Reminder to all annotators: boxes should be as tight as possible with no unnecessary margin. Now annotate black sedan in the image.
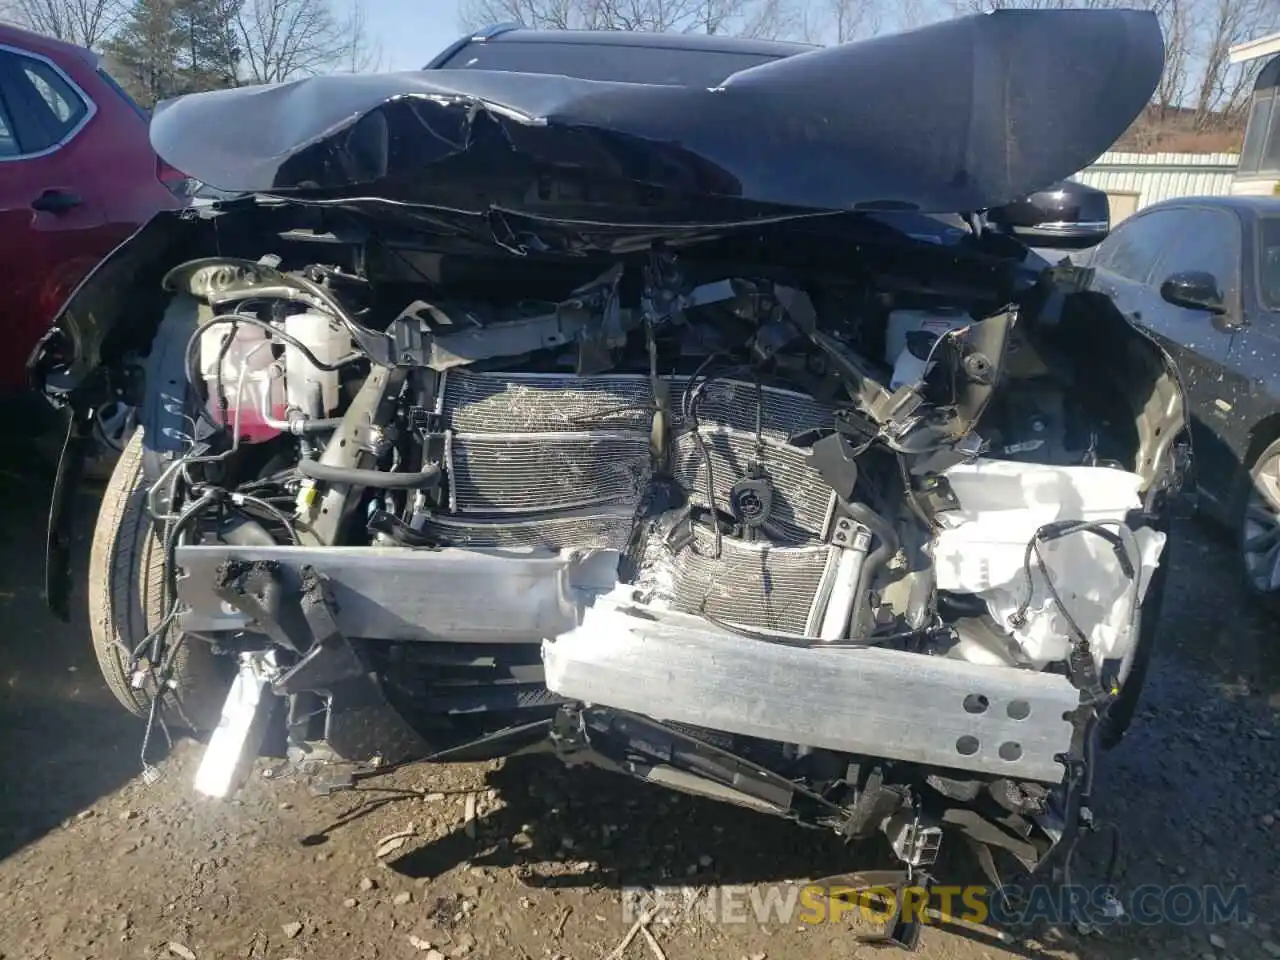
[1075,195,1280,602]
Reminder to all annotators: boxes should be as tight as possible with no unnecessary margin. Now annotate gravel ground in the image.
[0,438,1276,960]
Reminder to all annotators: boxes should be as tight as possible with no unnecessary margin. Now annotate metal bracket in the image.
[810,870,929,951]
[212,559,302,652]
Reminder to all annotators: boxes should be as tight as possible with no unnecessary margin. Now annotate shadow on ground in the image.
[0,420,148,862]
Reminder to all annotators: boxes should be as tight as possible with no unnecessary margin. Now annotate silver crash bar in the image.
[174,544,620,643]
[543,592,1079,783]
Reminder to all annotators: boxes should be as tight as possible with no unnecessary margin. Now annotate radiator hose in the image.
[297,459,442,490]
[842,499,900,639]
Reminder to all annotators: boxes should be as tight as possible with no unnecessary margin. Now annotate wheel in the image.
[1239,437,1280,610]
[88,430,231,730]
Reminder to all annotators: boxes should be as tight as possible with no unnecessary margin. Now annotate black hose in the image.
[297,458,442,490]
[191,313,357,372]
[287,416,344,434]
[842,499,900,640]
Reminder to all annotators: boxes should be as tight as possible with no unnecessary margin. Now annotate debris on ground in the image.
[376,824,416,858]
[463,793,478,839]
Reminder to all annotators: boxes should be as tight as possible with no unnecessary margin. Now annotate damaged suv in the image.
[31,9,1183,948]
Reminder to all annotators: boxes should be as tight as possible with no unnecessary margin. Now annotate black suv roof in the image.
[425,24,814,70]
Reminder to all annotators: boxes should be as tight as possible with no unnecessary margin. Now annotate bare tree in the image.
[231,0,372,83]
[801,0,881,42]
[1193,0,1278,130]
[459,0,801,39]
[458,0,618,31]
[340,0,383,72]
[7,0,126,48]
[1151,0,1192,117]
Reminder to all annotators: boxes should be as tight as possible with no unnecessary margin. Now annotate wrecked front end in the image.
[30,9,1182,949]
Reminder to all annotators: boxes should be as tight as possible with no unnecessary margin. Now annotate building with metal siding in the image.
[1070,152,1240,222]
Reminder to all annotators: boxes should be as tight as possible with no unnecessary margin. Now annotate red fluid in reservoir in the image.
[209,402,285,444]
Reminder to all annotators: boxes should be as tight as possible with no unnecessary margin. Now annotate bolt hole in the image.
[955,735,980,756]
[962,694,989,714]
[999,741,1023,762]
[1007,700,1031,720]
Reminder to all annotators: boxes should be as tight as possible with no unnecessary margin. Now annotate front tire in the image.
[1238,437,1280,611]
[88,431,230,730]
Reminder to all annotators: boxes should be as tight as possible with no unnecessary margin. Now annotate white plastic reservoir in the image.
[933,459,1166,669]
[199,322,284,443]
[284,311,353,417]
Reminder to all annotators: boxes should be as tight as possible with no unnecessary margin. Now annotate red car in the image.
[0,23,188,394]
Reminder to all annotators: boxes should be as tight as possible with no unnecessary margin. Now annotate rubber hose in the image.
[296,458,442,489]
[288,417,344,435]
[843,499,900,639]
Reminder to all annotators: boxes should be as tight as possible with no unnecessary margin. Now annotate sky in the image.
[366,0,467,72]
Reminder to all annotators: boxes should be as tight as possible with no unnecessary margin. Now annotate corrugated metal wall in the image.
[1069,151,1239,216]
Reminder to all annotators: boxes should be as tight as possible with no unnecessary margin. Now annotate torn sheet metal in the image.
[150,10,1162,217]
[542,591,1079,782]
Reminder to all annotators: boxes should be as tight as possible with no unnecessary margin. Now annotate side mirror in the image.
[1160,270,1226,314]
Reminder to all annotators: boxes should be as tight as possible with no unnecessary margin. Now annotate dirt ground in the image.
[0,433,1277,960]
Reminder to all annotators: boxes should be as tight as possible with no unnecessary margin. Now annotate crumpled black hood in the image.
[151,9,1161,218]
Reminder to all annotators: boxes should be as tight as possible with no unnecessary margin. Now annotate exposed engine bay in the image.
[26,8,1186,948]
[37,205,1182,938]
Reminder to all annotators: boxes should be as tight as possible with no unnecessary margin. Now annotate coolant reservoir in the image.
[199,322,284,443]
[284,311,352,417]
[884,308,969,390]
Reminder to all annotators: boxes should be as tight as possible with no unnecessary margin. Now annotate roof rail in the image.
[423,22,520,70]
[471,22,521,41]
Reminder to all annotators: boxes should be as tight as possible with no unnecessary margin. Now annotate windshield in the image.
[1260,217,1280,309]
[436,40,784,86]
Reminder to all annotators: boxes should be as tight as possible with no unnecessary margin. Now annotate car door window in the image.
[0,52,91,156]
[15,57,88,150]
[1152,208,1240,303]
[24,63,79,125]
[1091,210,1178,282]
[0,91,17,157]
[1256,218,1280,309]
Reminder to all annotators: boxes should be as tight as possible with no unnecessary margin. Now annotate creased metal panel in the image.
[671,427,835,543]
[543,595,1079,782]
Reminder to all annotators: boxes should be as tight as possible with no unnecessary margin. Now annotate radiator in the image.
[435,371,834,583]
[667,376,834,442]
[442,370,654,432]
[445,431,652,514]
[419,508,636,552]
[638,523,836,635]
[671,428,835,544]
